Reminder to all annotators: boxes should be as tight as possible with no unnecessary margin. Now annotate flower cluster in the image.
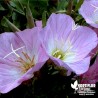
[0,1,98,94]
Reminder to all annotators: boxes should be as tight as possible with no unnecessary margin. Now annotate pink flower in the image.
[41,13,98,75]
[79,0,98,28]
[0,27,48,93]
[81,56,98,84]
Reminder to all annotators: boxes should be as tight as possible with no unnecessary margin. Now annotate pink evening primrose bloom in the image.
[40,13,98,75]
[79,0,98,28]
[81,56,98,84]
[0,27,48,93]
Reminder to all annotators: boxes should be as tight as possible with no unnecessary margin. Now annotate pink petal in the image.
[0,63,22,93]
[36,21,42,27]
[0,33,25,61]
[0,61,46,93]
[67,57,90,75]
[35,20,42,32]
[49,56,72,71]
[16,28,40,55]
[40,13,75,55]
[17,27,48,63]
[69,26,98,62]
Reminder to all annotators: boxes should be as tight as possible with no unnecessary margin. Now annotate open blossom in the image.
[41,13,98,75]
[0,27,48,93]
[79,0,98,28]
[81,56,98,84]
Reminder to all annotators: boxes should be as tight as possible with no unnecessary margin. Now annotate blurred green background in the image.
[0,0,85,33]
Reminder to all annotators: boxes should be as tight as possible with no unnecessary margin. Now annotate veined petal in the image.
[0,33,25,61]
[67,26,98,63]
[0,63,22,93]
[41,13,75,56]
[0,61,46,94]
[49,56,72,70]
[17,28,39,60]
[46,13,74,38]
[66,57,90,75]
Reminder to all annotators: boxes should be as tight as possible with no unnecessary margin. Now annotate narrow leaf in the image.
[75,0,84,11]
[42,11,47,27]
[3,17,20,32]
[26,1,35,28]
[0,4,5,11]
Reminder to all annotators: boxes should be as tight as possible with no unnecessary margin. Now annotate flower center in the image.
[52,49,65,60]
[17,52,35,73]
[95,20,98,24]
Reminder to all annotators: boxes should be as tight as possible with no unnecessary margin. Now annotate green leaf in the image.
[42,11,47,27]
[26,1,35,28]
[75,0,84,11]
[57,0,68,11]
[1,18,8,28]
[3,17,20,32]
[9,0,25,15]
[0,4,5,11]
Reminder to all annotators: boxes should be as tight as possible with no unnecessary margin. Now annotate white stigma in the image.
[91,4,98,12]
[11,44,20,57]
[3,43,25,59]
